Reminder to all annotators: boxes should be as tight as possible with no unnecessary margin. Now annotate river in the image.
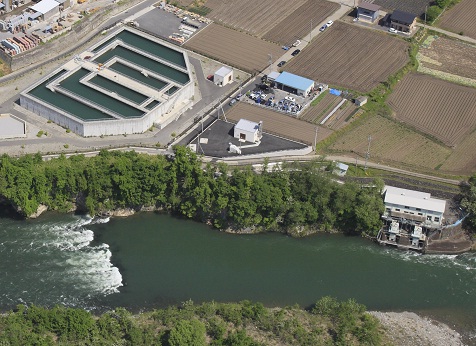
[0,211,475,341]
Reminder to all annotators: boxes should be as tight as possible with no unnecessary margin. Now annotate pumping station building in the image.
[20,26,194,137]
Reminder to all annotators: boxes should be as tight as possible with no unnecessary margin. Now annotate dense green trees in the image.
[461,175,476,233]
[0,147,385,235]
[0,299,384,345]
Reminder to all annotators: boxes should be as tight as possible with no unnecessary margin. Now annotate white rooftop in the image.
[30,0,58,14]
[235,119,260,133]
[384,186,446,214]
[215,66,232,77]
[268,71,281,80]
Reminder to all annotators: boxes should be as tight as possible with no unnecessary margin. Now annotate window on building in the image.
[418,213,423,216]
[416,208,421,211]
[434,217,440,222]
[427,216,432,221]
[404,206,410,209]
[396,208,400,212]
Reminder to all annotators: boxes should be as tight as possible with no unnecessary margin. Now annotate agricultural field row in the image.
[438,0,476,40]
[418,36,476,83]
[285,21,409,92]
[372,0,431,16]
[387,73,476,147]
[262,0,339,46]
[226,102,333,145]
[203,0,307,38]
[184,23,282,73]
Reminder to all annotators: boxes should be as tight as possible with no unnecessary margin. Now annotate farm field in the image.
[299,93,358,130]
[226,102,333,145]
[328,115,451,172]
[387,73,476,147]
[438,0,476,40]
[284,21,409,92]
[203,0,307,38]
[372,0,431,16]
[184,24,282,73]
[418,36,476,83]
[262,0,339,46]
[439,130,476,174]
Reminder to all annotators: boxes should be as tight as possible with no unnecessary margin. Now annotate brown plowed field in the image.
[439,130,476,174]
[226,102,333,145]
[387,73,476,147]
[262,0,339,46]
[284,21,409,92]
[372,0,431,16]
[419,36,476,80]
[184,24,282,73]
[203,0,306,38]
[329,115,451,172]
[439,0,476,40]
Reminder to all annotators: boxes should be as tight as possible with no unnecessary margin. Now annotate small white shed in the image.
[234,119,262,143]
[214,66,233,87]
[355,96,368,107]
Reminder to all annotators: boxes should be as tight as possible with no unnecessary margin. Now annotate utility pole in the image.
[364,135,372,170]
[268,53,272,74]
[424,6,427,25]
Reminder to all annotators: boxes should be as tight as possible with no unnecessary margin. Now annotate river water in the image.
[0,211,475,340]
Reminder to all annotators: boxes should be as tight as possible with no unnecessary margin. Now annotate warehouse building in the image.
[20,26,194,137]
[29,0,59,21]
[274,71,315,96]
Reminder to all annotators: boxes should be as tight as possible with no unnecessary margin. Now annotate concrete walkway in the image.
[417,23,476,45]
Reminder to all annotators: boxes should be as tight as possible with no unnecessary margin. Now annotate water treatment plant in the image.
[19,26,194,137]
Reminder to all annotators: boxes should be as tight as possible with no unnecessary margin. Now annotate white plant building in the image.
[214,66,233,87]
[233,119,262,143]
[383,186,446,227]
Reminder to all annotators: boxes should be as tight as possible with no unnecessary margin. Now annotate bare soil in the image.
[226,102,333,145]
[203,0,307,38]
[284,21,409,92]
[372,0,432,17]
[262,0,339,46]
[184,23,282,73]
[387,73,476,147]
[419,36,476,81]
[438,0,476,40]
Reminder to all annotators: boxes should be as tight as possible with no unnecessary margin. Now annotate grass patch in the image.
[188,6,211,16]
[310,90,328,106]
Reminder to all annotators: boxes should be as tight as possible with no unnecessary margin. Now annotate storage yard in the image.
[418,36,476,87]
[387,73,476,147]
[261,0,339,46]
[225,102,333,145]
[203,0,307,38]
[184,23,282,73]
[438,0,476,40]
[284,21,409,92]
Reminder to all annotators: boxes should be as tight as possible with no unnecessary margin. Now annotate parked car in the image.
[277,60,286,67]
[235,93,243,100]
[291,49,301,56]
[285,96,296,102]
[319,24,327,32]
[326,20,334,27]
[388,27,398,34]
[292,39,301,47]
[282,45,289,50]
[229,99,237,106]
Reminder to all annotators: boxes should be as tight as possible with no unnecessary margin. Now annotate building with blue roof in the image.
[274,71,315,96]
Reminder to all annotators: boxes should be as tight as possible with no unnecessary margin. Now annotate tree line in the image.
[0,298,383,345]
[0,147,385,235]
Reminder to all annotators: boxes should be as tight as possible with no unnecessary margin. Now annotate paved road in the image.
[416,23,476,45]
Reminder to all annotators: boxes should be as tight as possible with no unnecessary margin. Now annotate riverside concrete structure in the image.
[20,26,194,137]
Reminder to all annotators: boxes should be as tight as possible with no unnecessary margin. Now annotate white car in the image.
[326,20,334,27]
[388,28,398,34]
[285,96,296,102]
[292,39,301,47]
